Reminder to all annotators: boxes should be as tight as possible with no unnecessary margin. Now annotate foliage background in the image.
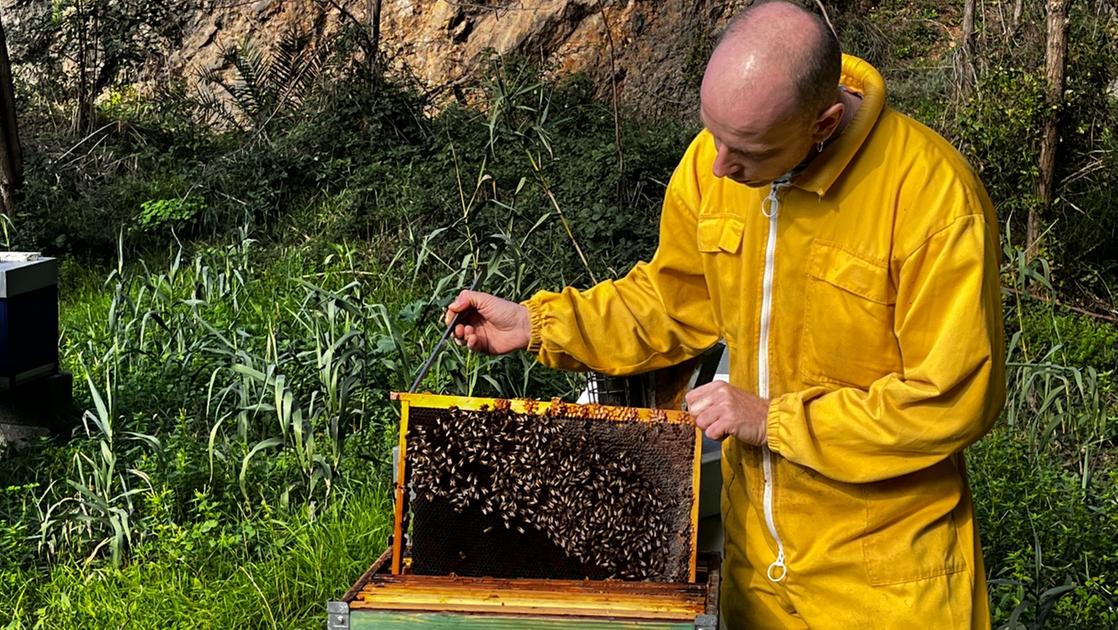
[0,1,1115,628]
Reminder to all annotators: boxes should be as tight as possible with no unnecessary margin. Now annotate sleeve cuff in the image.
[766,395,785,454]
[522,298,546,354]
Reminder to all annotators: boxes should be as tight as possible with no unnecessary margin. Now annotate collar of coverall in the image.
[790,54,886,197]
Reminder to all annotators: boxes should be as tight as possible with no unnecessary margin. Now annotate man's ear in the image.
[811,102,844,144]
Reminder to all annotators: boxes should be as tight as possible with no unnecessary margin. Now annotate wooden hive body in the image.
[339,549,720,628]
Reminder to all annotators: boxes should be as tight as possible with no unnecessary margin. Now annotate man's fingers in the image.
[692,410,711,429]
[688,380,724,398]
[466,333,486,353]
[692,399,734,441]
[457,290,488,311]
[703,418,731,441]
[451,321,479,340]
[687,386,727,416]
[692,405,721,430]
[684,386,711,415]
[445,305,467,326]
[685,381,725,411]
[687,394,712,416]
[453,290,476,309]
[446,291,481,325]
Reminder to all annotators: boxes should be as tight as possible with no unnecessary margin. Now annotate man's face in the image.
[699,102,816,188]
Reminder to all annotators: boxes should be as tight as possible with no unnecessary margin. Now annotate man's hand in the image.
[685,381,769,446]
[445,290,532,355]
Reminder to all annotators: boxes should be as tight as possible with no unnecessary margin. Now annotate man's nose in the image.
[712,144,738,179]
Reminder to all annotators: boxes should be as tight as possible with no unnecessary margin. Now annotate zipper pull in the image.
[762,179,789,219]
[767,550,787,582]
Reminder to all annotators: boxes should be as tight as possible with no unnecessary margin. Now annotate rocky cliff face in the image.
[172,0,754,117]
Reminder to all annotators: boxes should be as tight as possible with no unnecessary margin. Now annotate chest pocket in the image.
[697,216,745,254]
[697,216,746,344]
[800,240,902,389]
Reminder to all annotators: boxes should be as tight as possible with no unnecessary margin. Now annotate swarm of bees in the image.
[407,405,694,581]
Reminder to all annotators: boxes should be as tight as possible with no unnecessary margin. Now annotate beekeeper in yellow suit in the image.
[445,1,1005,627]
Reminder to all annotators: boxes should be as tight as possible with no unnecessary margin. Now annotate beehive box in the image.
[328,393,718,629]
[0,254,58,390]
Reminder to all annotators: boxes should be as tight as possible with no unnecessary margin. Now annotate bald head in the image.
[703,1,841,126]
[697,2,846,186]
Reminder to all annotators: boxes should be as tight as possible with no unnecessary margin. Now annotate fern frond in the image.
[194,86,245,132]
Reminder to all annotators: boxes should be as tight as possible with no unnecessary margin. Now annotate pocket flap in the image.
[808,240,896,305]
[697,217,745,254]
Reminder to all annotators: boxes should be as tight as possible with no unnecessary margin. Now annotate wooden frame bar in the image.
[390,399,410,574]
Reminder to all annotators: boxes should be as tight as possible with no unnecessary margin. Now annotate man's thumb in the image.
[451,291,475,312]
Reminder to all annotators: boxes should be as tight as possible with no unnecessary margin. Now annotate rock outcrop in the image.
[171,0,754,117]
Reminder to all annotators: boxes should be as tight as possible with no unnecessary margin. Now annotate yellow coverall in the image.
[523,55,1005,628]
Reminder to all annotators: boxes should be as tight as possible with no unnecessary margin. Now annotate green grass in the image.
[1,487,391,629]
[971,429,1118,629]
[0,220,583,626]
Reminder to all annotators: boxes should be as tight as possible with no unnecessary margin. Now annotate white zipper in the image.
[759,180,788,583]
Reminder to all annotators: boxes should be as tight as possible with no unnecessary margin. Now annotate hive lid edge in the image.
[0,257,57,298]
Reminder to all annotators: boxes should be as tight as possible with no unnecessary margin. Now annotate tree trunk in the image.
[0,17,22,221]
[958,0,977,98]
[1030,0,1073,262]
[368,0,382,64]
[73,0,93,134]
